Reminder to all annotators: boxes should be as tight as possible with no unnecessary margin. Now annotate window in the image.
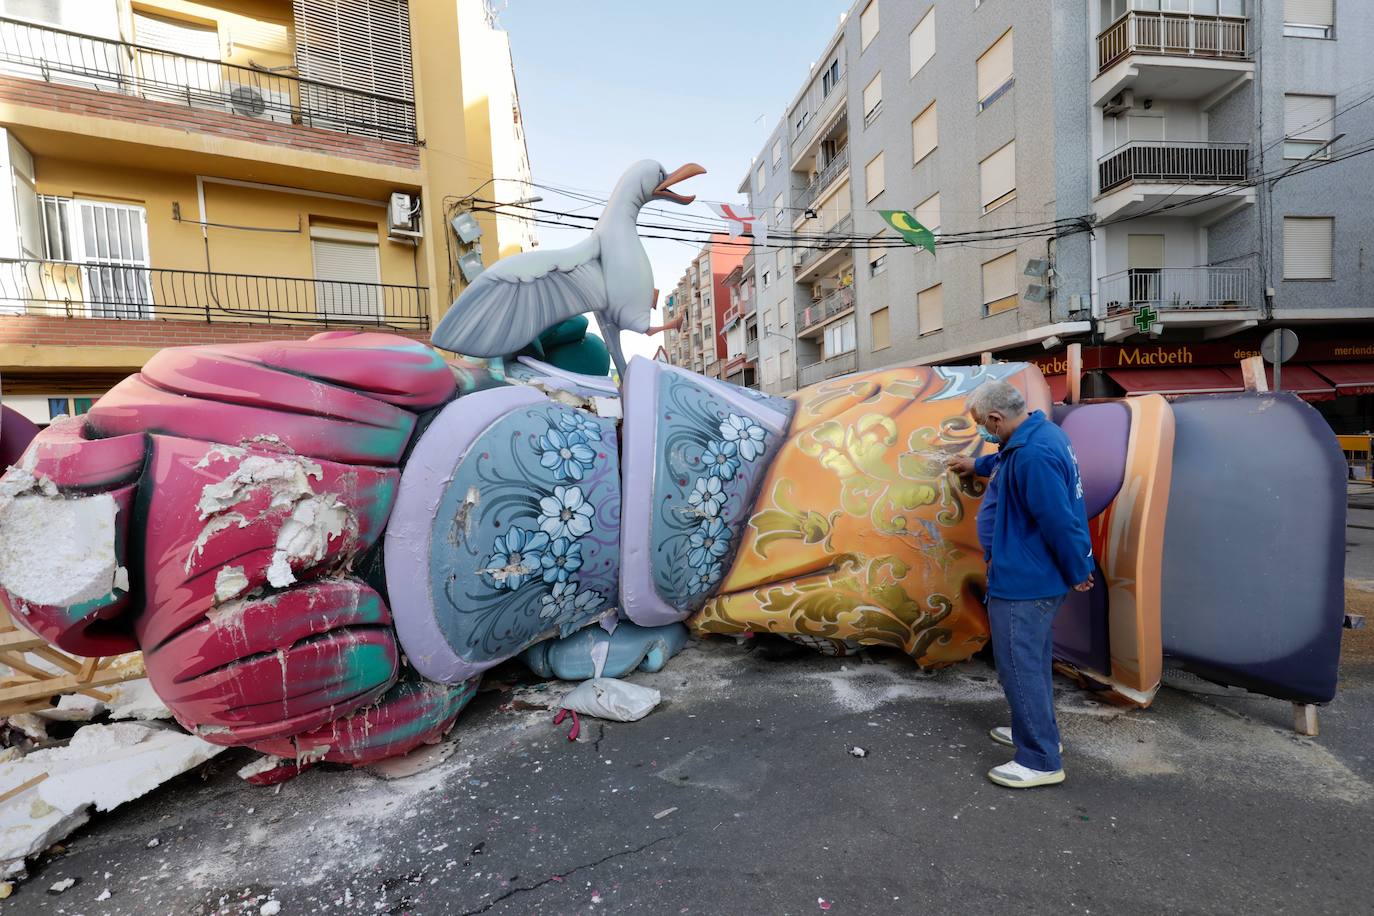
[980,141,1016,212]
[763,269,772,288]
[977,29,1014,111]
[1284,0,1334,38]
[869,249,888,277]
[773,193,784,226]
[871,307,890,350]
[765,356,779,384]
[311,224,382,320]
[860,1,879,49]
[795,107,810,135]
[916,192,941,233]
[910,9,935,77]
[756,164,766,192]
[917,283,943,334]
[1284,93,1336,159]
[1284,217,1334,279]
[45,396,94,420]
[865,152,885,202]
[822,59,841,98]
[824,316,857,357]
[775,248,786,273]
[772,138,783,166]
[863,73,883,125]
[39,197,152,319]
[981,252,1019,315]
[912,101,938,164]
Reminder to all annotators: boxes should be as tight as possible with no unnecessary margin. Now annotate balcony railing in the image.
[795,215,855,271]
[1098,11,1250,73]
[792,77,846,158]
[798,146,850,211]
[0,258,429,329]
[797,286,855,332]
[746,337,759,361]
[799,350,857,387]
[1098,140,1249,193]
[0,17,417,143]
[1098,266,1255,317]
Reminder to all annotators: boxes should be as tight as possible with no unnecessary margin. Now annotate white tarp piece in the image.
[0,723,223,877]
[559,678,661,722]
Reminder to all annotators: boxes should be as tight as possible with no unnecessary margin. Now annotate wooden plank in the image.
[1066,343,1083,405]
[0,667,139,709]
[0,773,48,806]
[1293,703,1319,736]
[1240,355,1269,392]
[0,630,51,653]
[29,645,84,675]
[78,656,99,682]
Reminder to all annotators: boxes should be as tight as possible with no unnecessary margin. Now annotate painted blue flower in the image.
[538,428,598,481]
[719,413,767,462]
[482,527,549,590]
[537,485,595,541]
[702,439,740,481]
[688,517,732,570]
[571,587,604,617]
[540,536,584,584]
[540,580,578,619]
[687,476,725,518]
[558,411,603,443]
[687,562,722,596]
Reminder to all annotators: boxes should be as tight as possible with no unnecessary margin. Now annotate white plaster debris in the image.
[590,396,622,419]
[48,877,75,893]
[266,494,353,588]
[185,512,249,572]
[0,487,120,608]
[196,454,322,518]
[0,722,223,878]
[236,755,286,781]
[104,678,173,721]
[96,888,111,901]
[215,566,250,603]
[193,444,248,470]
[35,694,106,723]
[260,899,282,915]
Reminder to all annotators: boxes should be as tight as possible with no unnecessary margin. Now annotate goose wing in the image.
[431,235,606,357]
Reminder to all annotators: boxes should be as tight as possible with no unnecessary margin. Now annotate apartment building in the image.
[740,0,1374,431]
[0,0,534,424]
[720,251,760,389]
[662,233,744,380]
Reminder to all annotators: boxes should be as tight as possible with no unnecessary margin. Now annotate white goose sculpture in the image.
[432,159,705,375]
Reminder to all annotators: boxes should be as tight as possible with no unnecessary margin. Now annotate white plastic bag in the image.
[559,678,661,722]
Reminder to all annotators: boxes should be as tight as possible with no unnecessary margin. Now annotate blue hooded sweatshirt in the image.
[984,410,1094,600]
[973,451,1002,563]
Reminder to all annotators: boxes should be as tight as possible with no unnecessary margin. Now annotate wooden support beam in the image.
[0,630,52,653]
[1066,343,1083,405]
[0,667,138,710]
[1240,355,1270,392]
[1293,703,1319,736]
[0,773,48,806]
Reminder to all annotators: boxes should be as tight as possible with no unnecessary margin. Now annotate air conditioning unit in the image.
[1103,90,1135,117]
[227,84,293,124]
[229,86,267,117]
[1025,283,1050,303]
[389,192,422,241]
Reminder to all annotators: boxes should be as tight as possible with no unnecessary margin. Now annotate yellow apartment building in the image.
[0,0,535,424]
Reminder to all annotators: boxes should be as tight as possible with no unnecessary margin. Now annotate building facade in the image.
[662,233,745,380]
[0,0,534,424]
[738,0,1374,429]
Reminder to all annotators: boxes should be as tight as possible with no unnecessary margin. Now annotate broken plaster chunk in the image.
[0,491,119,608]
[215,566,250,603]
[196,453,322,518]
[591,396,623,419]
[48,877,75,894]
[266,494,354,588]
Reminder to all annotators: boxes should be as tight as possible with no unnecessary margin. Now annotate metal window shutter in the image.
[870,307,890,349]
[910,9,935,77]
[133,11,220,58]
[863,73,882,116]
[982,253,1017,302]
[865,152,884,200]
[913,102,937,162]
[916,192,940,232]
[1128,234,1165,269]
[292,0,415,140]
[313,237,379,281]
[1283,217,1333,279]
[860,0,879,48]
[1284,94,1335,140]
[980,141,1016,206]
[977,29,1014,100]
[1284,0,1334,26]
[918,284,943,333]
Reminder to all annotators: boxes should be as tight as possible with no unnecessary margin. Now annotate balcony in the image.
[1094,141,1254,221]
[1096,266,1260,341]
[794,214,854,281]
[796,286,855,338]
[0,17,418,144]
[798,350,857,387]
[797,146,850,212]
[722,303,742,330]
[791,77,846,166]
[1093,11,1253,107]
[0,258,429,329]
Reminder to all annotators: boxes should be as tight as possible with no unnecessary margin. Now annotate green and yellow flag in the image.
[878,210,936,254]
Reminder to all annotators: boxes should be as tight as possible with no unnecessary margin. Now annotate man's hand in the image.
[1073,573,1095,592]
[947,454,975,478]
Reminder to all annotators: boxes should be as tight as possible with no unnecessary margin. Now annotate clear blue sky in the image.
[498,0,851,359]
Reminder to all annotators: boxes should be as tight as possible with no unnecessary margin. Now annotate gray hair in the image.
[966,380,1027,420]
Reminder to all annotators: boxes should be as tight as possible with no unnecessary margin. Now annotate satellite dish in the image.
[229,86,267,117]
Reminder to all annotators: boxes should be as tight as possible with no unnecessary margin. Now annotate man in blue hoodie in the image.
[955,380,1094,789]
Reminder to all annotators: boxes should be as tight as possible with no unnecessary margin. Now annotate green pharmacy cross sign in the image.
[1133,304,1160,334]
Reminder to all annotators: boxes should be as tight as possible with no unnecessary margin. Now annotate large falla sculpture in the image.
[0,161,1347,768]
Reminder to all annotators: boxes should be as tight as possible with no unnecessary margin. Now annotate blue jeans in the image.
[987,594,1066,772]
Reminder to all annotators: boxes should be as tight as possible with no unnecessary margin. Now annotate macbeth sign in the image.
[1028,337,1374,378]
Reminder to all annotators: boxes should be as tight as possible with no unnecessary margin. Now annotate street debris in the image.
[0,722,222,878]
[47,876,75,893]
[653,807,678,820]
[559,678,661,722]
[104,678,173,721]
[848,746,868,758]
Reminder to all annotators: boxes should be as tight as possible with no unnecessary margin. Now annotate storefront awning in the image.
[1313,361,1374,397]
[1106,367,1244,396]
[1219,365,1336,401]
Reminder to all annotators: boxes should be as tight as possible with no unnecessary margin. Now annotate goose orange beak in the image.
[652,163,706,204]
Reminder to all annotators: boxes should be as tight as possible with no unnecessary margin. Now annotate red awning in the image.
[1107,367,1244,396]
[1313,361,1374,397]
[1219,364,1336,401]
[1046,374,1068,404]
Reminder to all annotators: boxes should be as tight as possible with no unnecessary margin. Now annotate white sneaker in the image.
[987,760,1066,789]
[989,726,1062,752]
